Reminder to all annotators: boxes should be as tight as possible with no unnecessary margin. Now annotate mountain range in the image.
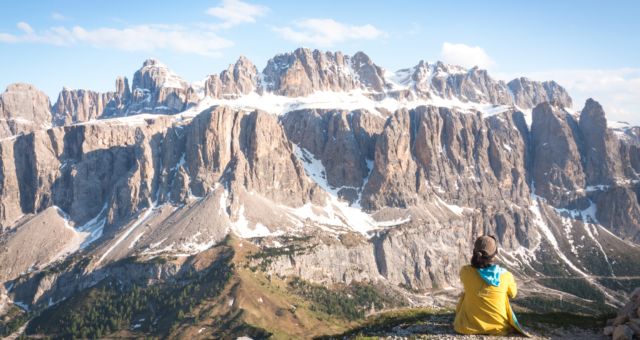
[1,48,639,338]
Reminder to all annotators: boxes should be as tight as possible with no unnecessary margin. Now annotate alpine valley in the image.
[1,48,639,338]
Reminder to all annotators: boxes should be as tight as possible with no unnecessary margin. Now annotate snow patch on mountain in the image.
[97,202,158,265]
[200,90,510,118]
[292,144,411,235]
[77,204,108,249]
[529,196,619,304]
[230,205,275,238]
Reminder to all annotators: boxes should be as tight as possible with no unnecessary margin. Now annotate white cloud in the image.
[514,68,640,125]
[206,0,268,29]
[0,33,17,43]
[17,22,34,34]
[273,18,386,47]
[440,42,494,69]
[51,12,68,21]
[0,22,233,56]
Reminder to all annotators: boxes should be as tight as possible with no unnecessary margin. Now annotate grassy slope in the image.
[173,238,363,339]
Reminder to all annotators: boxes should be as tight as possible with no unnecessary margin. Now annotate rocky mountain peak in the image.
[132,58,187,91]
[433,60,467,75]
[232,55,256,74]
[351,51,386,92]
[0,82,52,138]
[4,83,40,92]
[142,58,162,68]
[205,55,258,98]
[580,98,607,129]
[128,59,194,114]
[261,48,360,96]
[115,76,131,99]
[52,87,113,125]
[399,60,512,105]
[579,98,623,186]
[508,77,573,109]
[406,60,429,86]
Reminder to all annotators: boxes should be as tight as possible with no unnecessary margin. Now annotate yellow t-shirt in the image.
[453,265,524,336]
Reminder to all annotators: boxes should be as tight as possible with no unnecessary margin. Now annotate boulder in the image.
[612,324,634,340]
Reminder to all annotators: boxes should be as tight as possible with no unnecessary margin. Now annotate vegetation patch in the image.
[0,305,29,337]
[513,293,615,315]
[247,242,317,271]
[517,311,612,332]
[26,246,234,339]
[287,277,402,321]
[597,277,640,294]
[536,277,606,302]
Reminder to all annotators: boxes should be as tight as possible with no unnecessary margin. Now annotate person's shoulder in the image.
[460,265,474,275]
[499,268,515,281]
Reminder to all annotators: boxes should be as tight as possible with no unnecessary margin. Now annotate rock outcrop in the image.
[604,287,640,339]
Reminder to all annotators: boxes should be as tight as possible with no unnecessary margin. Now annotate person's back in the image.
[453,235,526,336]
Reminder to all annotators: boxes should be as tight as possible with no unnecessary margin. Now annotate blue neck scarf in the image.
[477,264,506,286]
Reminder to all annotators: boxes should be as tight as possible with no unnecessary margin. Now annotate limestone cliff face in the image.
[360,106,531,211]
[596,186,640,241]
[578,98,624,185]
[530,102,586,207]
[0,104,326,230]
[281,109,385,202]
[179,106,322,206]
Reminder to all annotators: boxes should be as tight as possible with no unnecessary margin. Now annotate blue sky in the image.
[1,0,639,124]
